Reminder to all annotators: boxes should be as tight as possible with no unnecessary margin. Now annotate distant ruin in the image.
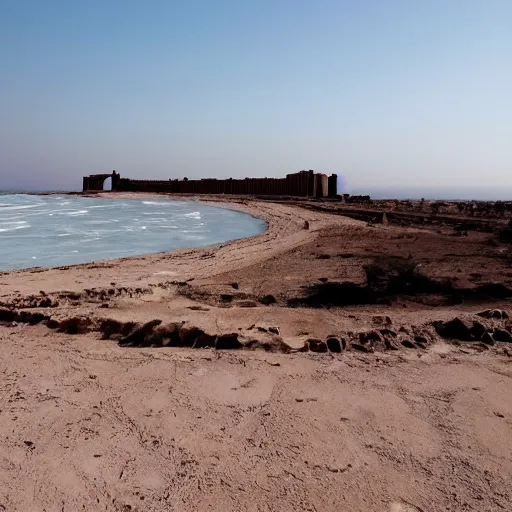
[82,170,338,198]
[82,171,120,192]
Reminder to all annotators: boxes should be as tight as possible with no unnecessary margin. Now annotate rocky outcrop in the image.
[434,318,487,342]
[477,309,509,320]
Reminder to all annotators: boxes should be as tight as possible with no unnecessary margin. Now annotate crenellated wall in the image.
[83,170,337,197]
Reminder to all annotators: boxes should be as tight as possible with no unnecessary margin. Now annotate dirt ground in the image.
[1,195,512,511]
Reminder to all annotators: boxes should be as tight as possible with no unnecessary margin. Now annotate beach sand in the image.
[0,194,511,511]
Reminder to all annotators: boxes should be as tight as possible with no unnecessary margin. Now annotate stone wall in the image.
[84,170,337,197]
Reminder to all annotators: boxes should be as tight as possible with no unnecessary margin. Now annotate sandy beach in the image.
[1,194,511,511]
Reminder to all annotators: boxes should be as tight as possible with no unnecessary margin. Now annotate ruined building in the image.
[82,170,338,198]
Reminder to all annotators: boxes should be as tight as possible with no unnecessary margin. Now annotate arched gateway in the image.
[82,171,120,192]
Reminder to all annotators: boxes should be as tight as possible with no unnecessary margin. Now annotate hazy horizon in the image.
[1,1,511,196]
[5,185,512,202]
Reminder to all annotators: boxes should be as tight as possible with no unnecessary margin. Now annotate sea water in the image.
[0,194,266,271]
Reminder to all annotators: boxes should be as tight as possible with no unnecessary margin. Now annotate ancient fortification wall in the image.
[82,170,337,198]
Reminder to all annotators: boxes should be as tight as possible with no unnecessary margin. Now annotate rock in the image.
[303,220,310,230]
[351,343,374,353]
[379,328,397,338]
[242,336,291,353]
[326,337,344,353]
[119,319,162,346]
[384,339,400,350]
[318,277,329,283]
[471,321,488,340]
[192,332,217,348]
[434,318,479,341]
[359,330,383,346]
[216,333,242,350]
[38,297,53,308]
[493,328,512,342]
[373,315,392,326]
[401,338,416,349]
[151,322,181,346]
[46,318,59,329]
[231,282,239,289]
[481,332,495,345]
[307,339,328,353]
[268,327,280,335]
[178,325,205,347]
[310,341,328,353]
[19,312,47,325]
[0,309,16,323]
[100,319,124,339]
[477,309,509,320]
[414,335,430,345]
[259,295,277,305]
[220,294,234,302]
[58,316,94,335]
[298,341,309,352]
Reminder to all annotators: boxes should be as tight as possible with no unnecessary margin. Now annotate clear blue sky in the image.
[1,0,511,197]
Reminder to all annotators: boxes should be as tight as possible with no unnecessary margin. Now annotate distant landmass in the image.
[346,187,512,201]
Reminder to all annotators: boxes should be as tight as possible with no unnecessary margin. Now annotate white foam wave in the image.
[0,204,42,211]
[184,212,201,219]
[0,224,30,232]
[66,210,89,216]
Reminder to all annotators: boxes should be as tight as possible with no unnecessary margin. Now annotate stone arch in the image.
[83,171,120,192]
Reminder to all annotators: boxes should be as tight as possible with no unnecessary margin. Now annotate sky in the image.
[1,0,511,197]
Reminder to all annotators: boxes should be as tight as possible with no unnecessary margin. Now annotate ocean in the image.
[0,194,266,271]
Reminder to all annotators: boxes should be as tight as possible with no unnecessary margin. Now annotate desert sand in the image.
[0,194,511,511]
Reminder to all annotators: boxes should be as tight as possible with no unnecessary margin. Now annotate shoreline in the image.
[1,194,512,511]
[0,192,271,276]
[0,194,348,298]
